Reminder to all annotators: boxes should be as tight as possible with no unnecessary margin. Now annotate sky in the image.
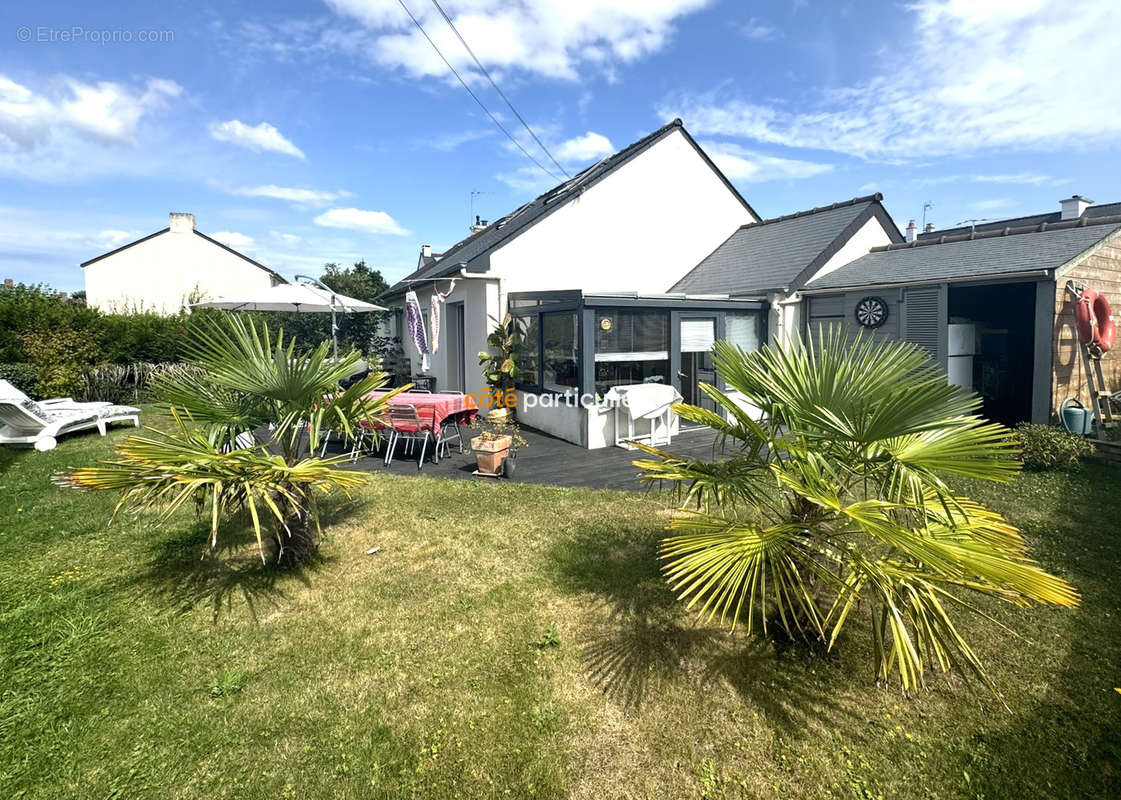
[2,0,1120,292]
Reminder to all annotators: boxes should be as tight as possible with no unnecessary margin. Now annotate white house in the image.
[381,120,767,447]
[81,213,285,314]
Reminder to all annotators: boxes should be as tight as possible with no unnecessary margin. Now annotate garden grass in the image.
[1,412,1119,798]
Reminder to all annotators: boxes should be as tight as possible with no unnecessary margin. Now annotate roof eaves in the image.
[192,230,287,283]
[1053,223,1121,279]
[802,268,1056,295]
[80,228,170,267]
[875,213,1121,252]
[736,193,885,232]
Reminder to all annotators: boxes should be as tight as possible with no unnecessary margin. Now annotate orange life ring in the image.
[1075,289,1115,352]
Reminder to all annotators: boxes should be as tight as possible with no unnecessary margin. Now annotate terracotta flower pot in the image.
[471,434,511,475]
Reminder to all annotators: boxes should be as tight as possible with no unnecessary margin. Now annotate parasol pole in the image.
[295,274,351,360]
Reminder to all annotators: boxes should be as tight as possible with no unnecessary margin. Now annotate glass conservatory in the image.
[507,290,767,448]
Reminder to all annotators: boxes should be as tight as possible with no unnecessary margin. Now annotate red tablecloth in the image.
[364,390,477,436]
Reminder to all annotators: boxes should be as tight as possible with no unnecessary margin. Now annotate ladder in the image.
[1066,281,1116,437]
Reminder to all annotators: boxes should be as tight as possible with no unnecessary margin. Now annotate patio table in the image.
[364,390,477,437]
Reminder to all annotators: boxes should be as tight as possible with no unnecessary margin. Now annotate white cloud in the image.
[972,173,1071,187]
[209,120,305,159]
[211,231,255,248]
[314,207,410,236]
[0,74,179,150]
[554,131,615,164]
[496,165,557,194]
[701,141,833,182]
[737,18,777,41]
[663,0,1121,159]
[96,229,135,247]
[271,231,303,245]
[968,198,1013,212]
[231,184,344,206]
[324,0,713,82]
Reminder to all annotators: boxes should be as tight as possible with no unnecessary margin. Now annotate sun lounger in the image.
[0,381,139,451]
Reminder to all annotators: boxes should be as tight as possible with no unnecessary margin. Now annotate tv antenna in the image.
[954,217,995,232]
[470,190,490,228]
[921,201,933,229]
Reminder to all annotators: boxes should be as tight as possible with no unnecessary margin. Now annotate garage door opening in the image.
[947,282,1037,426]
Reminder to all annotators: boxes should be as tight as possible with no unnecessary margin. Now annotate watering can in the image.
[1059,397,1094,436]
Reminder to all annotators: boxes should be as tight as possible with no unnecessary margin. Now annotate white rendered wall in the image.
[85,230,279,314]
[395,277,500,397]
[489,129,757,296]
[805,216,895,284]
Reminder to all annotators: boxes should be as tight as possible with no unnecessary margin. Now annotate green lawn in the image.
[1,413,1119,799]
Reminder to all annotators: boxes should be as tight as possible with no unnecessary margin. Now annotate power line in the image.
[394,0,564,184]
[429,0,570,180]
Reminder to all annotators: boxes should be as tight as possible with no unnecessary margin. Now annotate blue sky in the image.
[3,0,1119,292]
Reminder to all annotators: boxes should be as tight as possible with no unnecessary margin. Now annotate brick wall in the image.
[1052,239,1121,415]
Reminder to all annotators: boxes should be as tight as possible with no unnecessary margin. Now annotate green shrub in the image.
[0,362,39,396]
[1014,423,1096,470]
[0,282,101,362]
[99,313,189,364]
[20,326,102,398]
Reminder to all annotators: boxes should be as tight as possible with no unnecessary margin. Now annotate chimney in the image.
[1060,195,1092,221]
[421,243,432,259]
[3,278,12,287]
[169,212,195,233]
[470,215,489,234]
[923,222,935,234]
[905,219,918,243]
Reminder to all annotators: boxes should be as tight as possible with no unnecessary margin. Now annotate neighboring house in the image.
[81,213,285,314]
[381,119,765,447]
[670,193,904,343]
[800,196,1121,426]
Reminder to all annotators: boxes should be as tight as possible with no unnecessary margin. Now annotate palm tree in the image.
[60,315,405,564]
[632,327,1078,693]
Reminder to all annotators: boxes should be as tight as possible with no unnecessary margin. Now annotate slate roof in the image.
[805,216,1121,292]
[669,194,903,296]
[381,119,759,299]
[917,200,1121,240]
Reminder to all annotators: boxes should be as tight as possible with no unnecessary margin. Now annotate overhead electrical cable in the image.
[429,0,571,179]
[394,0,564,183]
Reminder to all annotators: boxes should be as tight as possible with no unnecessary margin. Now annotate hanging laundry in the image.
[428,280,457,356]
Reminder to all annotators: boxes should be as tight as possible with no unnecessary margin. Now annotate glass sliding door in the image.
[678,316,717,426]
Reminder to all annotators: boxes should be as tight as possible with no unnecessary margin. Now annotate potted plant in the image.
[477,314,521,423]
[467,417,527,477]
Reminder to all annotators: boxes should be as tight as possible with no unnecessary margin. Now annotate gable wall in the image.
[487,129,756,296]
[84,232,279,315]
[804,215,897,285]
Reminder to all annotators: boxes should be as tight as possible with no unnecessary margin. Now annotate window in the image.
[593,309,669,395]
[542,313,578,393]
[724,312,760,353]
[595,309,668,356]
[514,315,539,387]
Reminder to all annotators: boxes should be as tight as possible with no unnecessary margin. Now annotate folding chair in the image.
[384,404,432,470]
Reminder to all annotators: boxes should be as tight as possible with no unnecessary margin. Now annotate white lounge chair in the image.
[0,381,139,451]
